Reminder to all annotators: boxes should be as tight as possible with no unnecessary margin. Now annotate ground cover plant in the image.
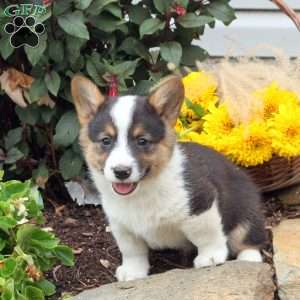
[0,170,74,300]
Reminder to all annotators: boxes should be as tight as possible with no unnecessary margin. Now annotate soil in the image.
[43,194,293,300]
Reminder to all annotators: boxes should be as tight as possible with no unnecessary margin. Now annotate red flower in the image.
[108,75,118,97]
[43,0,54,6]
[175,5,186,16]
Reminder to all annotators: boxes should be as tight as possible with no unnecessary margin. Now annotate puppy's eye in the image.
[137,137,150,147]
[100,136,112,146]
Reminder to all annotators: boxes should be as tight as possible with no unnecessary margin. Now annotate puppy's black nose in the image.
[113,166,132,180]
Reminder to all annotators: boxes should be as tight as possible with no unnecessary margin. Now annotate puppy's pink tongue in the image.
[112,183,136,195]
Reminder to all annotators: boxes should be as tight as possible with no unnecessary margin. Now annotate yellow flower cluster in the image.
[176,72,300,167]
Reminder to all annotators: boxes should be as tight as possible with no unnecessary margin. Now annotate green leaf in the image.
[177,13,214,28]
[104,4,122,19]
[28,79,47,103]
[140,18,165,38]
[108,60,140,78]
[207,2,236,24]
[16,106,40,126]
[45,71,61,96]
[1,258,17,278]
[53,111,80,147]
[35,279,56,296]
[58,11,89,39]
[0,217,17,234]
[153,0,173,13]
[54,245,75,267]
[1,279,15,300]
[17,225,59,249]
[0,35,14,60]
[181,45,208,66]
[127,5,150,25]
[0,170,3,181]
[86,59,105,86]
[24,34,47,66]
[90,15,126,32]
[32,163,49,189]
[5,128,23,150]
[0,238,6,251]
[176,0,189,7]
[48,40,64,63]
[4,148,24,165]
[160,41,182,66]
[119,37,150,61]
[75,0,93,10]
[59,149,83,180]
[86,0,118,15]
[25,286,44,300]
[185,98,205,118]
[53,0,72,16]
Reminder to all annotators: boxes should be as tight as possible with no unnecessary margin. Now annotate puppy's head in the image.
[71,75,184,196]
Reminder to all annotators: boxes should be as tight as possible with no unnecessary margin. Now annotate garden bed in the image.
[44,193,288,300]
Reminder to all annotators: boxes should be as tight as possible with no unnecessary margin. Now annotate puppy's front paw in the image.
[194,247,228,268]
[116,264,148,281]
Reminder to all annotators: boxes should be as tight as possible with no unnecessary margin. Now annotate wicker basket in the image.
[245,156,300,193]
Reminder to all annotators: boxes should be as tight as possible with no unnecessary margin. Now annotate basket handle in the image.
[271,0,300,31]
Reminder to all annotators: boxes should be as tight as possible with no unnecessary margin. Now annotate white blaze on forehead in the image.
[104,96,140,182]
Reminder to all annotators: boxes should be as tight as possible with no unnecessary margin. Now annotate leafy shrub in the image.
[0,170,74,300]
[0,0,235,185]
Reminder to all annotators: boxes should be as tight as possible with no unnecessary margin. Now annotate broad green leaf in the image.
[4,128,23,150]
[153,0,173,13]
[54,245,75,266]
[160,41,182,66]
[16,106,40,126]
[1,258,17,278]
[45,71,61,96]
[108,60,140,78]
[90,15,126,32]
[119,37,150,61]
[140,18,165,38]
[75,0,93,10]
[177,13,214,28]
[86,0,118,15]
[53,0,73,16]
[0,217,17,233]
[25,286,44,300]
[104,4,122,19]
[1,279,15,300]
[35,279,56,296]
[17,225,59,249]
[66,36,86,65]
[181,45,208,66]
[59,149,83,180]
[53,111,80,147]
[58,11,89,39]
[86,59,105,87]
[2,180,30,200]
[4,148,24,165]
[48,40,64,63]
[207,2,236,24]
[0,35,14,59]
[185,98,205,118]
[0,238,6,251]
[28,79,47,103]
[127,5,150,25]
[176,0,189,7]
[0,170,3,181]
[24,34,47,66]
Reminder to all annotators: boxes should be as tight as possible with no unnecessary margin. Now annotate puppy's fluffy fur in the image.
[71,75,266,281]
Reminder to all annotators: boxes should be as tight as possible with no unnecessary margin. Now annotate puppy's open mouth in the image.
[112,182,138,196]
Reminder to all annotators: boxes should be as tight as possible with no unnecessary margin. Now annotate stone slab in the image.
[72,262,274,300]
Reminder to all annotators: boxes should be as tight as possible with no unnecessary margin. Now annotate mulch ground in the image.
[44,193,297,300]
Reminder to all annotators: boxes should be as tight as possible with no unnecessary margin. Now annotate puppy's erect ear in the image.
[149,75,184,127]
[71,75,105,126]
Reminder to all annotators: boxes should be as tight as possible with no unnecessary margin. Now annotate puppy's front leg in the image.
[111,221,149,281]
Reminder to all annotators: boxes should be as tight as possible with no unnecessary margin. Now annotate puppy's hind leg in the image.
[182,202,229,268]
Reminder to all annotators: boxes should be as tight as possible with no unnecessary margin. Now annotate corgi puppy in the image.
[71,75,266,282]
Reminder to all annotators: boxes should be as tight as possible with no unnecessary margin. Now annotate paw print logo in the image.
[4,16,45,48]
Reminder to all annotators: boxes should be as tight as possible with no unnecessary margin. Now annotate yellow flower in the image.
[175,119,184,134]
[180,71,218,120]
[269,103,300,157]
[225,122,273,167]
[179,131,203,143]
[202,103,235,137]
[255,82,299,119]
